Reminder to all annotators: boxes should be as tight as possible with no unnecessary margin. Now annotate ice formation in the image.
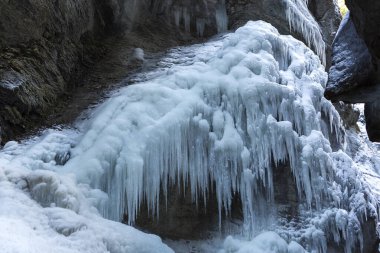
[171,0,228,36]
[169,0,325,65]
[215,0,228,33]
[0,20,378,253]
[221,232,305,253]
[67,20,330,224]
[0,131,173,253]
[282,0,326,64]
[56,21,376,252]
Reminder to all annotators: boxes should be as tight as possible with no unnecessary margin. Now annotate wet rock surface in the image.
[134,163,299,242]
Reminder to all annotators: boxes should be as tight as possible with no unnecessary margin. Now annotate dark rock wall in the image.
[346,0,380,61]
[325,0,380,141]
[0,0,121,141]
[325,14,375,103]
[347,0,380,142]
[365,102,380,142]
[227,0,291,34]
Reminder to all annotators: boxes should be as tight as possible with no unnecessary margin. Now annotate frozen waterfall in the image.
[0,21,378,253]
[58,21,376,252]
[66,20,334,225]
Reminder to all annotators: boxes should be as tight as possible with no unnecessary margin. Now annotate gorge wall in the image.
[0,0,120,142]
[325,0,380,141]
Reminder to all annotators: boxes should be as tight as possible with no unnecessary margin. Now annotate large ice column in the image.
[63,21,377,252]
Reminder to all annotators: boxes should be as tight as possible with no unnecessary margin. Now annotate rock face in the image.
[325,14,375,102]
[347,0,380,142]
[346,0,380,60]
[0,0,122,141]
[325,0,380,141]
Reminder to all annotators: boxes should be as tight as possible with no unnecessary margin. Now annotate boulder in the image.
[325,0,380,141]
[324,14,376,103]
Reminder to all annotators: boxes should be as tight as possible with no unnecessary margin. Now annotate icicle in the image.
[282,0,326,65]
[196,18,206,37]
[183,7,191,33]
[215,0,228,33]
[173,6,181,27]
